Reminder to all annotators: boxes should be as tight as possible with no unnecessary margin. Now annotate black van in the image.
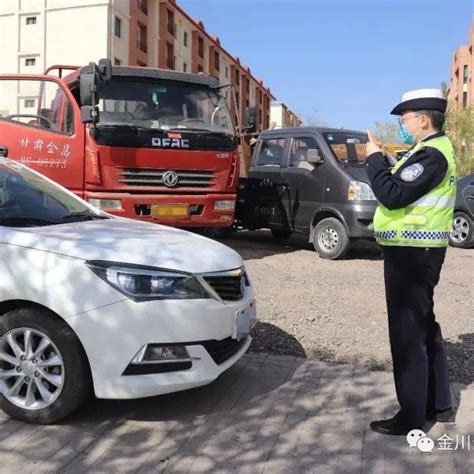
[236,127,378,259]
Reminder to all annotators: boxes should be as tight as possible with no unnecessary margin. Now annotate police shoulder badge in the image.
[400,163,424,182]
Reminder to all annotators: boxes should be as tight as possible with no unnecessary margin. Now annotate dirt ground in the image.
[219,231,474,385]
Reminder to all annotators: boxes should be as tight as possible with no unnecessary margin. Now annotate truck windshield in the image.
[323,133,368,165]
[0,159,106,227]
[96,78,234,135]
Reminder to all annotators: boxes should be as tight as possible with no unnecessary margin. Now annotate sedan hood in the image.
[1,218,243,274]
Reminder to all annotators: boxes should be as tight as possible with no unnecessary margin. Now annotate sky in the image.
[179,0,473,132]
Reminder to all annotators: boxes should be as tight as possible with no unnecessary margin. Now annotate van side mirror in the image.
[307,148,323,165]
[244,106,257,133]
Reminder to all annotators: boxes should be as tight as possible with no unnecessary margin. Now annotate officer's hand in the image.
[366,129,382,156]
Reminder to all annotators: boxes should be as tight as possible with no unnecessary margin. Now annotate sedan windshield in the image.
[96,78,234,135]
[0,159,106,227]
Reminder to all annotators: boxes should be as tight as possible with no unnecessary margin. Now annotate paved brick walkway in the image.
[0,353,472,473]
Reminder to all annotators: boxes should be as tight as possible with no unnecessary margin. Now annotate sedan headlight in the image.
[86,261,210,302]
[348,181,376,201]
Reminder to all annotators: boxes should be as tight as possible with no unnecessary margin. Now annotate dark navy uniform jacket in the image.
[366,131,448,211]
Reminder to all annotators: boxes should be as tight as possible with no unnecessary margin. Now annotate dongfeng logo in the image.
[162,171,179,188]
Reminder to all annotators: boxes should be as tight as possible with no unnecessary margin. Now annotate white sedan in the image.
[0,158,256,424]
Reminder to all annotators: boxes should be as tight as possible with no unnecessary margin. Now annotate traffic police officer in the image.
[365,89,457,436]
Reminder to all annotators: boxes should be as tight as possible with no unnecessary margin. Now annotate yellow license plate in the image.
[151,204,190,219]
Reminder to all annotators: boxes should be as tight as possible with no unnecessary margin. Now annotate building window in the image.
[198,64,204,73]
[137,23,147,52]
[26,16,36,25]
[198,37,204,58]
[225,66,229,79]
[214,51,220,71]
[167,9,174,36]
[24,99,35,108]
[183,31,188,47]
[25,58,36,66]
[183,62,188,73]
[137,0,148,15]
[463,65,469,84]
[114,16,122,38]
[166,43,174,69]
[114,58,122,66]
[462,91,468,108]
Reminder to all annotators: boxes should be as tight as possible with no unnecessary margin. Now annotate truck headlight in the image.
[214,200,236,210]
[348,181,376,201]
[88,199,122,210]
[86,261,210,302]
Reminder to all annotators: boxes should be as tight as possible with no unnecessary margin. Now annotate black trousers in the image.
[383,246,452,427]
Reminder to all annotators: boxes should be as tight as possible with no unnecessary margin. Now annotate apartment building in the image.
[270,102,303,129]
[0,0,280,132]
[449,21,473,109]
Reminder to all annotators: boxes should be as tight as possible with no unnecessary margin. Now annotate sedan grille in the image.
[203,272,249,301]
[201,337,248,365]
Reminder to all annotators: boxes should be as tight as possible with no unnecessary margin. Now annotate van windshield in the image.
[323,133,368,165]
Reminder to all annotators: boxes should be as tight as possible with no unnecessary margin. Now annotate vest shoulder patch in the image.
[400,163,424,182]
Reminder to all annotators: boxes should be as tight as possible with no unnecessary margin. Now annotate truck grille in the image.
[119,169,216,188]
[203,273,248,301]
[201,337,248,365]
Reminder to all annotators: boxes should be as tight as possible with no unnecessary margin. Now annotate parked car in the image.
[236,127,378,259]
[449,172,474,248]
[0,156,255,424]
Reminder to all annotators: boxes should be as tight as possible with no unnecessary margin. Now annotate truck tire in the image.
[312,217,350,260]
[0,307,91,424]
[449,211,473,248]
[271,228,292,240]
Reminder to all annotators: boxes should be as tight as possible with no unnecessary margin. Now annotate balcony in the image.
[137,41,148,53]
[137,1,148,15]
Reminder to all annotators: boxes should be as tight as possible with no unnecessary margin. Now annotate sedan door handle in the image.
[0,146,8,157]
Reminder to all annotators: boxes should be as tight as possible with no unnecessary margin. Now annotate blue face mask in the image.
[399,125,415,145]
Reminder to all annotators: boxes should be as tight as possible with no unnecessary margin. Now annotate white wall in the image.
[111,0,130,66]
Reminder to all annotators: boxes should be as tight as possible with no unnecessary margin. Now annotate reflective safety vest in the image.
[373,135,457,247]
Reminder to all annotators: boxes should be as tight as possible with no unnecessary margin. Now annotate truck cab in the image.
[0,60,239,229]
[236,127,379,259]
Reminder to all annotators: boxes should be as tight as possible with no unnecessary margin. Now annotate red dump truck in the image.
[0,59,254,229]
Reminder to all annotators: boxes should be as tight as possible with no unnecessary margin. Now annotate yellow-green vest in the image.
[373,135,457,247]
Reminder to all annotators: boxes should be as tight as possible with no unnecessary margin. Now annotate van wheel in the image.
[0,307,91,424]
[271,228,292,240]
[449,211,473,248]
[313,218,350,259]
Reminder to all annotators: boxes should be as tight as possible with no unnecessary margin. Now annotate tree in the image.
[445,106,473,176]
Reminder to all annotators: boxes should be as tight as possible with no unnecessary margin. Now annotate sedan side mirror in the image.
[307,148,323,165]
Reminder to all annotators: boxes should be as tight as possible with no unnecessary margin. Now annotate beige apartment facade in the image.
[0,0,286,133]
[270,102,303,129]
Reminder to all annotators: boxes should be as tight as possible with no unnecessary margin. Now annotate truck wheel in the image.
[0,307,91,424]
[271,228,292,240]
[449,211,473,248]
[313,217,350,259]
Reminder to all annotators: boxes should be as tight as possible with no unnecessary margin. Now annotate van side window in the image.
[256,138,286,167]
[289,137,320,168]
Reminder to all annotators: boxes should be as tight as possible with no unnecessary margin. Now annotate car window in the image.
[0,79,74,135]
[288,137,321,168]
[255,138,286,167]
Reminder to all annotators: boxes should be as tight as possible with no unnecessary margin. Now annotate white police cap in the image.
[391,88,447,115]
